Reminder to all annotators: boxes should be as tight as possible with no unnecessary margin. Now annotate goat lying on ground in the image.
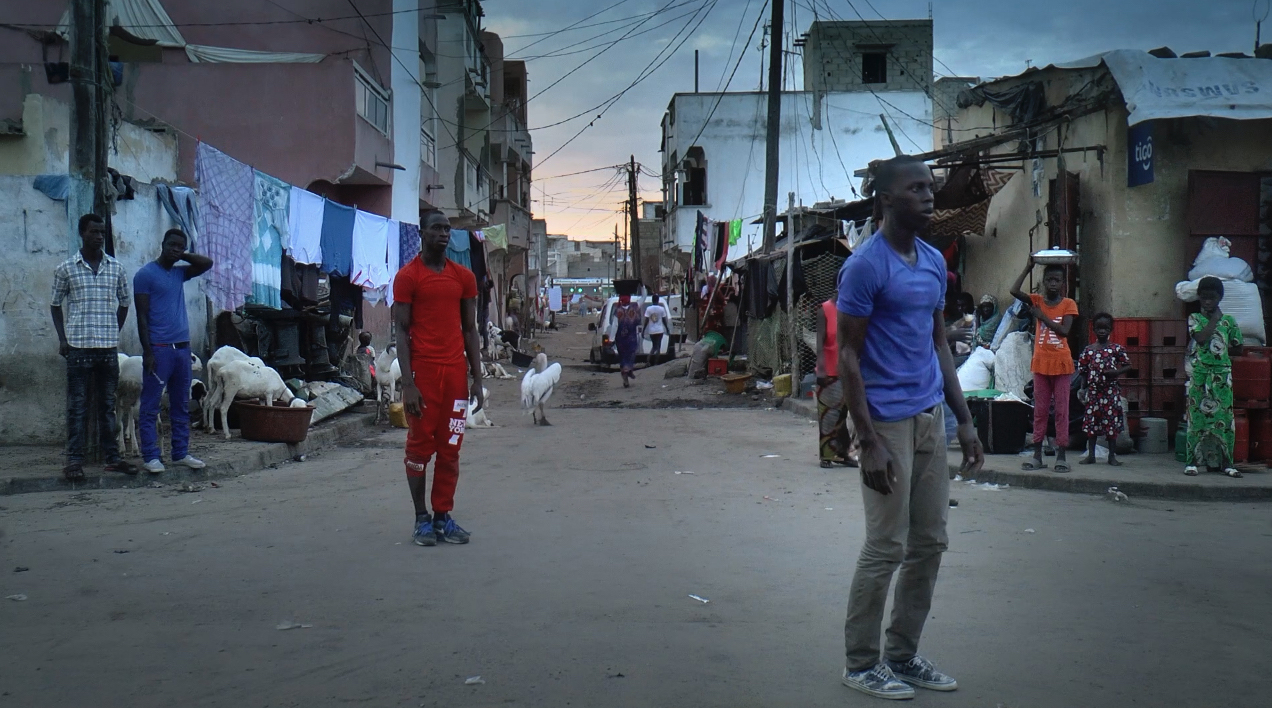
[466,387,493,428]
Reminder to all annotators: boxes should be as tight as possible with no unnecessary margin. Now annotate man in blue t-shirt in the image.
[835,156,984,700]
[134,228,214,474]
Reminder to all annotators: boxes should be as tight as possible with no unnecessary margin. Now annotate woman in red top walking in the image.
[1011,257,1079,472]
[393,211,485,547]
[815,291,858,468]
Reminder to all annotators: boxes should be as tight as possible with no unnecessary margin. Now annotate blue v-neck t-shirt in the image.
[836,232,947,422]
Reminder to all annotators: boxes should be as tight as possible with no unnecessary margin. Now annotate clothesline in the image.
[193,141,490,315]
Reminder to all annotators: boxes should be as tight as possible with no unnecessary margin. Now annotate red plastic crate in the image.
[1233,353,1272,402]
[1100,318,1151,348]
[1149,319,1189,348]
[1122,382,1153,414]
[1151,348,1186,382]
[1125,349,1151,382]
[1150,379,1187,417]
[706,357,729,376]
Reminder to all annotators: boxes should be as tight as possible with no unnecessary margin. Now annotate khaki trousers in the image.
[844,405,950,671]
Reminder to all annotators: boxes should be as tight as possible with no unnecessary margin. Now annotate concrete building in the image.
[659,19,933,268]
[802,19,934,96]
[950,50,1272,332]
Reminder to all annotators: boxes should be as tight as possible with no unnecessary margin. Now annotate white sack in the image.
[1189,236,1254,282]
[993,332,1035,400]
[957,346,995,391]
[1221,280,1266,345]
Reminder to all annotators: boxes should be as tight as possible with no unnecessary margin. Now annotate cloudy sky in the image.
[482,0,1262,240]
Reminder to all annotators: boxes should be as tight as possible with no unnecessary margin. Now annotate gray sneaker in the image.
[142,459,166,474]
[842,664,916,700]
[886,655,958,691]
[174,455,206,470]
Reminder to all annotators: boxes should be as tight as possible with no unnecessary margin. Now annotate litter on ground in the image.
[465,676,486,685]
[275,621,313,630]
[688,594,710,603]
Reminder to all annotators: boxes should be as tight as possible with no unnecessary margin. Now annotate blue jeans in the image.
[139,345,191,463]
[65,347,122,464]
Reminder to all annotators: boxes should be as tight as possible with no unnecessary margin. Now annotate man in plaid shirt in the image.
[50,214,138,479]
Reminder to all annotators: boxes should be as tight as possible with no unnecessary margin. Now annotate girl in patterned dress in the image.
[1184,277,1244,477]
[1077,313,1132,466]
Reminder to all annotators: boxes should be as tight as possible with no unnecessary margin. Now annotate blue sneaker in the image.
[413,517,437,546]
[434,515,471,544]
[886,655,958,691]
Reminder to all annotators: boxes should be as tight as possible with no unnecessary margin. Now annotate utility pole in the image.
[69,0,112,253]
[628,155,640,288]
[69,0,112,462]
[786,191,798,377]
[613,225,619,285]
[758,21,769,91]
[761,0,785,253]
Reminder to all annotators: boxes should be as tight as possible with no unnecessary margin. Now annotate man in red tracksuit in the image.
[393,211,485,546]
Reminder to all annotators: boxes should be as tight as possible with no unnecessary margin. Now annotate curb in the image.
[959,466,1272,502]
[1,413,377,497]
[778,396,1272,501]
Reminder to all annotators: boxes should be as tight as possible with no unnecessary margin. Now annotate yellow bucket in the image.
[388,402,409,429]
[773,373,792,397]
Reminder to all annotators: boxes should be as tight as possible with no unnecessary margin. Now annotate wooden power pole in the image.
[70,0,112,248]
[761,0,784,253]
[628,155,640,288]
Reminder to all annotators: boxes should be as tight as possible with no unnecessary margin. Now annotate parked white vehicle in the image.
[588,295,683,367]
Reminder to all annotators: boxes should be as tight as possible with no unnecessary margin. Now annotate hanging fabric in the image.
[694,211,710,273]
[287,186,324,265]
[156,184,200,248]
[728,219,742,246]
[351,210,391,290]
[385,219,402,306]
[446,229,472,270]
[319,199,355,276]
[247,170,289,309]
[195,142,254,313]
[399,222,421,269]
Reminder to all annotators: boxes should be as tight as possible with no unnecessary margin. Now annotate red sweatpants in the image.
[404,361,470,514]
[1032,372,1071,446]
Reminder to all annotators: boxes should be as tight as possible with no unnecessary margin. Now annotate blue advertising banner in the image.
[1128,121,1154,187]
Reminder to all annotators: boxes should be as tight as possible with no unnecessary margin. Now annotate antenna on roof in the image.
[1257,0,1271,51]
[929,2,933,20]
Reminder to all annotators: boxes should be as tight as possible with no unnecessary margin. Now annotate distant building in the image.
[659,18,934,268]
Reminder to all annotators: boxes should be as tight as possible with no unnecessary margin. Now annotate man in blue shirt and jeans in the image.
[837,155,984,700]
[134,228,213,474]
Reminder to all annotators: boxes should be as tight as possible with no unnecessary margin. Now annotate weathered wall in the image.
[662,90,932,261]
[0,177,205,446]
[803,20,933,95]
[0,94,177,183]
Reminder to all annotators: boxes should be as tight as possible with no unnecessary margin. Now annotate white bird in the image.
[520,352,561,426]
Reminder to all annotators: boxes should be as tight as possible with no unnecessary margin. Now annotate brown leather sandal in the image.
[63,463,85,481]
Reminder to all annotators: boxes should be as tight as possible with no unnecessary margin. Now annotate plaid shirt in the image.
[51,251,131,349]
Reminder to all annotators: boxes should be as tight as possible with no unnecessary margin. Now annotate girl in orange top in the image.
[1011,258,1079,472]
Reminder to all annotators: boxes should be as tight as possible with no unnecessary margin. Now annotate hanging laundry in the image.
[320,199,355,276]
[248,170,289,309]
[195,142,254,313]
[728,219,742,246]
[694,211,710,273]
[287,186,324,265]
[445,228,472,270]
[351,210,391,290]
[399,221,420,269]
[483,224,508,252]
[156,184,200,249]
[385,219,401,306]
[714,222,728,272]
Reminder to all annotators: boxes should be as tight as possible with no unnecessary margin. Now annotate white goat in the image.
[520,352,561,426]
[374,345,401,424]
[203,347,267,431]
[212,359,305,440]
[116,353,143,456]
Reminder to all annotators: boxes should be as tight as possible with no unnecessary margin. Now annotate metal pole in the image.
[629,155,640,288]
[761,0,785,253]
[786,191,797,377]
[694,50,699,92]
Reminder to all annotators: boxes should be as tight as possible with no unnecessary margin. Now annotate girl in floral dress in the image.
[1185,277,1244,478]
[1078,313,1132,466]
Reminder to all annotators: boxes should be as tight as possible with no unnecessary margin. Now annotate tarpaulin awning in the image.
[1044,49,1272,125]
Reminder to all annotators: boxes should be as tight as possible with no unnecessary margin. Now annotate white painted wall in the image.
[390,0,422,225]
[0,178,206,445]
[662,90,932,261]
